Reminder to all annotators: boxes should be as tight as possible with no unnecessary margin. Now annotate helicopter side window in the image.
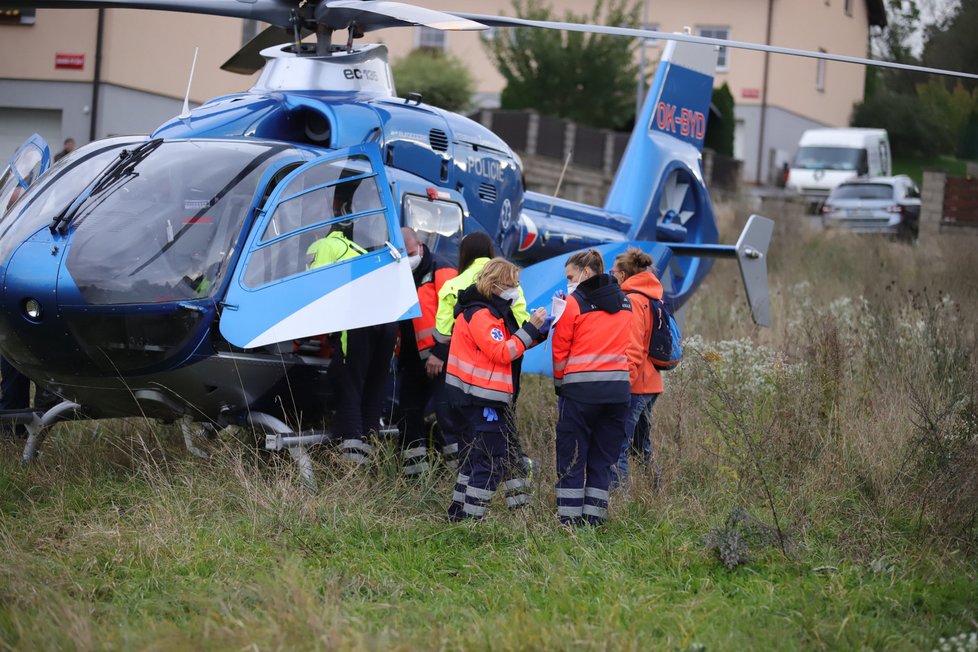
[242,173,389,289]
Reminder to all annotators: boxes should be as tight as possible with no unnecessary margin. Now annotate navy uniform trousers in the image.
[555,396,628,526]
[448,404,529,520]
[329,322,397,463]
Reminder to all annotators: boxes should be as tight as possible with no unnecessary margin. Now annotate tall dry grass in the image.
[1,197,976,650]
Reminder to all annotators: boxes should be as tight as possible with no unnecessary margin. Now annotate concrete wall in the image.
[0,79,93,147]
[98,85,189,138]
[737,103,828,184]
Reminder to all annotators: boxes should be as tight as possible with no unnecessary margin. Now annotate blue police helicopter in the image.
[1,0,974,486]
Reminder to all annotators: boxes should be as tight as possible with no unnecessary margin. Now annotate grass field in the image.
[1,200,977,650]
[892,155,971,186]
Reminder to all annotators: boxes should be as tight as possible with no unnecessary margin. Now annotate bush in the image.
[851,91,946,157]
[704,83,735,156]
[391,49,474,112]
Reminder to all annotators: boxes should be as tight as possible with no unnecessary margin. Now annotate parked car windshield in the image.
[794,146,865,171]
[830,183,895,201]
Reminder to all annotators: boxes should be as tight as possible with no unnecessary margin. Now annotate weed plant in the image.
[1,200,976,650]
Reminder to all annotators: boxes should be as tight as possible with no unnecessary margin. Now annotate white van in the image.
[786,128,891,200]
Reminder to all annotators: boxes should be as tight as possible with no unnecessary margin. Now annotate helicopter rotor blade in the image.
[456,13,978,81]
[2,0,297,27]
[221,24,298,74]
[313,1,486,33]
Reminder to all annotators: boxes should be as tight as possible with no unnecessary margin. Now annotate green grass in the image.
[892,154,971,186]
[0,435,975,651]
[2,199,977,650]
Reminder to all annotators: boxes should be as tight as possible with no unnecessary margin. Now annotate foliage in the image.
[915,79,977,156]
[484,0,643,130]
[922,0,978,94]
[867,0,925,97]
[851,91,946,157]
[704,83,735,157]
[391,49,474,112]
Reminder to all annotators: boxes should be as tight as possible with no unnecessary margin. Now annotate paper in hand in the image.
[551,296,567,323]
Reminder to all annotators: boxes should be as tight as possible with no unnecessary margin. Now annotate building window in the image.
[642,23,661,47]
[416,27,447,52]
[0,7,36,25]
[816,49,826,92]
[844,0,853,16]
[697,26,730,71]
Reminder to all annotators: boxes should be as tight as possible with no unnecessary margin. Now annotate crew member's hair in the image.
[566,248,604,275]
[476,257,520,298]
[613,247,655,280]
[458,232,495,273]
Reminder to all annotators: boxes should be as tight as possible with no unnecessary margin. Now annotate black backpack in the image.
[627,290,682,371]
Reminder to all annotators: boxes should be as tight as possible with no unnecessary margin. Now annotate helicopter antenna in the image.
[548,148,574,215]
[178,47,199,121]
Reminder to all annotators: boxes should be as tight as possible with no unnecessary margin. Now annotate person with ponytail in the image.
[551,248,632,526]
[610,247,664,487]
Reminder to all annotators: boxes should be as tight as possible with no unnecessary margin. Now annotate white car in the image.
[821,175,921,240]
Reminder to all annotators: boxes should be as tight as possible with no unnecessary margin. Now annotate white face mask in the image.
[407,254,422,270]
[567,267,588,296]
[499,287,521,303]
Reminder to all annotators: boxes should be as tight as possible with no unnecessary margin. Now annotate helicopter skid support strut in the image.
[245,412,330,492]
[21,400,84,464]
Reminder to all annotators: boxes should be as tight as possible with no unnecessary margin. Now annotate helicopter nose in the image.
[0,230,75,374]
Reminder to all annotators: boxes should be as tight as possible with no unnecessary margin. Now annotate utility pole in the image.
[635,0,650,118]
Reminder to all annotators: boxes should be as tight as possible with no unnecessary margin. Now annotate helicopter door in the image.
[0,133,50,216]
[220,143,420,349]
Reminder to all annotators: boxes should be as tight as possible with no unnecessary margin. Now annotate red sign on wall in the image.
[741,88,760,99]
[55,53,85,69]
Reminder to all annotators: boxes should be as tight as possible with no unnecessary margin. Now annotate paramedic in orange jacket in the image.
[551,249,632,526]
[444,258,548,520]
[611,247,664,486]
[396,227,457,476]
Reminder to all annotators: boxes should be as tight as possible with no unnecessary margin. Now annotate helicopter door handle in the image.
[384,241,402,262]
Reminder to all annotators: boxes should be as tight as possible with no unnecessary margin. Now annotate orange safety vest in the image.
[412,262,457,359]
[445,299,539,406]
[551,275,632,404]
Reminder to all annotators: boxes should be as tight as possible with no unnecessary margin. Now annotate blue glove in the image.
[483,407,499,422]
[539,315,555,336]
[553,289,566,300]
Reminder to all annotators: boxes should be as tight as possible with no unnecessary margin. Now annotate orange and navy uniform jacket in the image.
[400,244,457,361]
[621,270,665,395]
[551,273,632,404]
[445,286,544,407]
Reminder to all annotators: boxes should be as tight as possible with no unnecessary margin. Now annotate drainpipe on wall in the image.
[754,0,774,185]
[89,8,104,142]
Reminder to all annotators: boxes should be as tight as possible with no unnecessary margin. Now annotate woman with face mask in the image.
[434,232,538,512]
[444,258,548,520]
[551,249,633,526]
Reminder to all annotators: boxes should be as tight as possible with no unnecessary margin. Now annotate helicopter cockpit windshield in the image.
[59,140,301,305]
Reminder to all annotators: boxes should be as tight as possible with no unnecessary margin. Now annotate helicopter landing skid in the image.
[21,401,84,463]
[242,412,332,492]
[179,418,217,460]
